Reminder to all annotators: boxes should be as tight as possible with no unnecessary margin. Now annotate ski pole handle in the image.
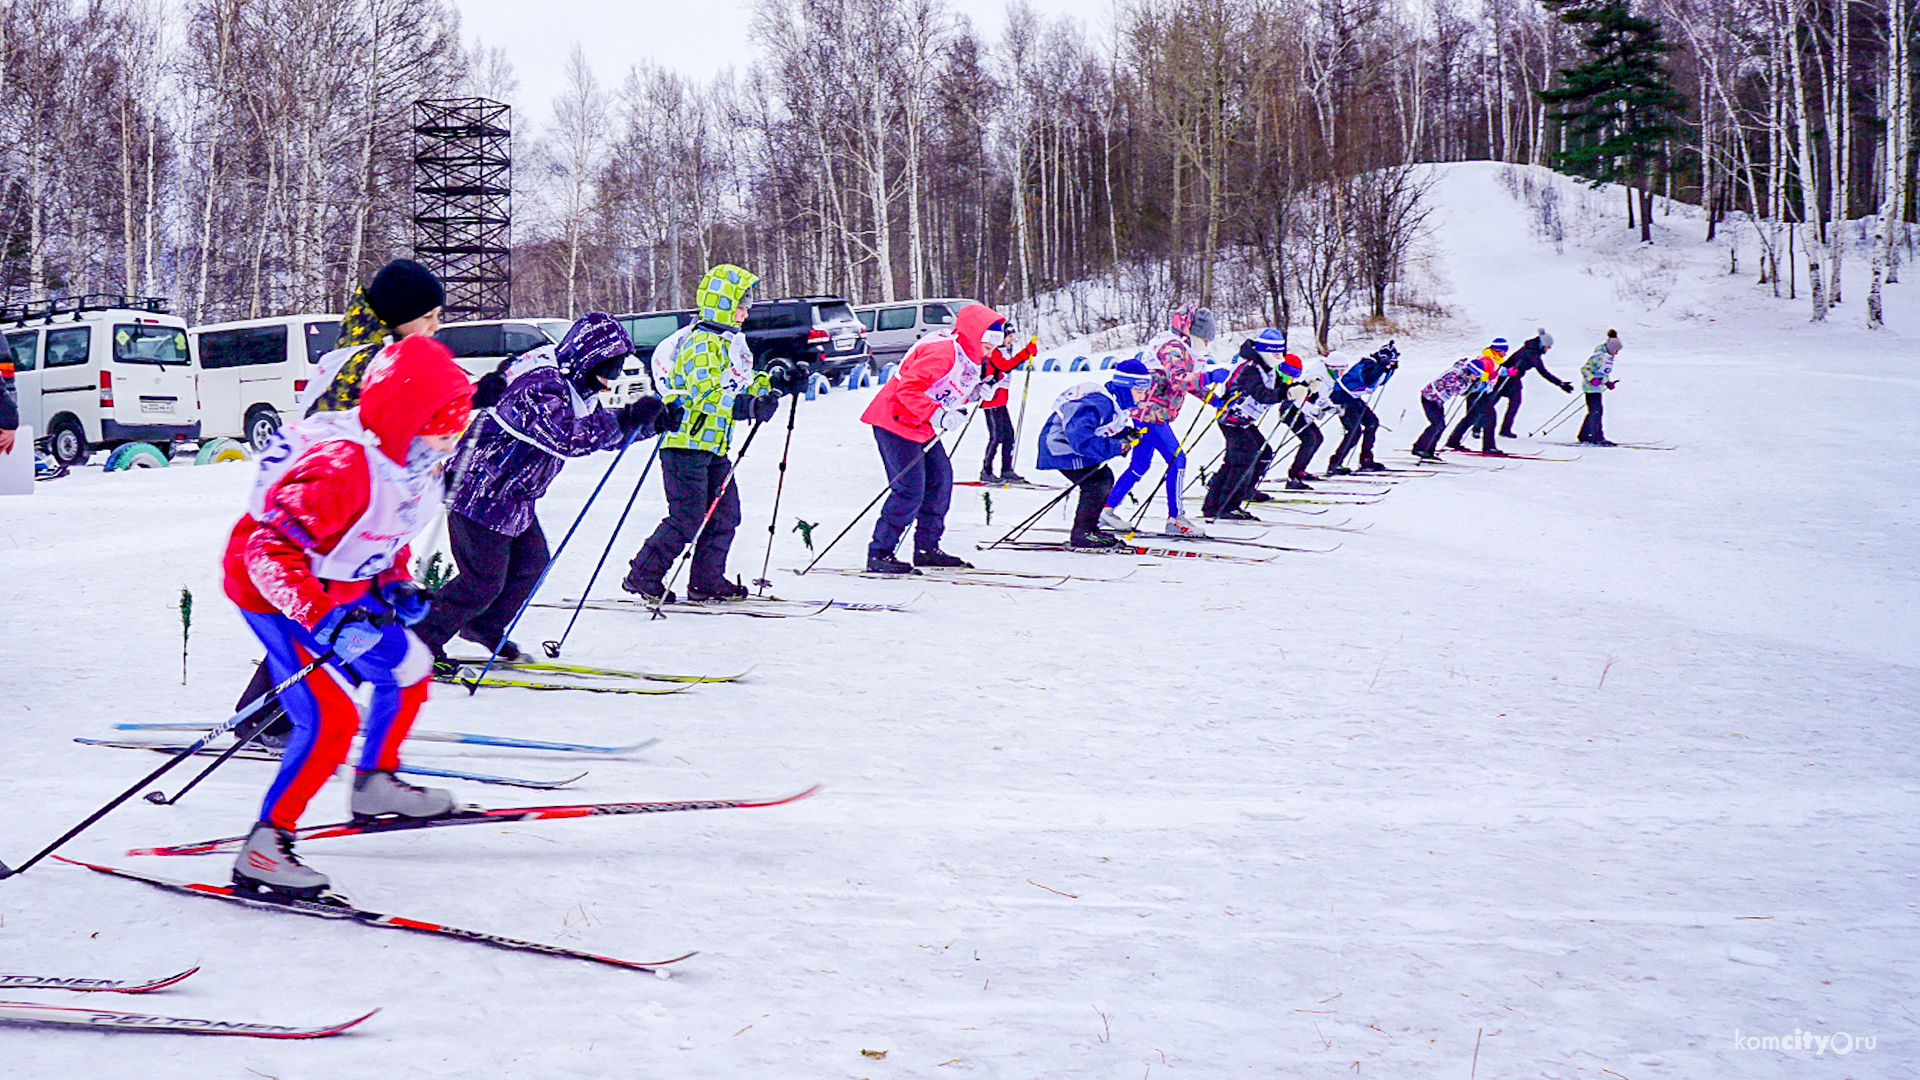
[0,652,334,881]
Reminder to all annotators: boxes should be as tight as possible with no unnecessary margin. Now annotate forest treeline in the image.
[0,0,1913,340]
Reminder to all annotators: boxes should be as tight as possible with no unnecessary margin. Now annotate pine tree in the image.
[1537,0,1685,243]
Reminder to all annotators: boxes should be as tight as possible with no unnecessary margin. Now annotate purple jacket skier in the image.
[416,312,674,664]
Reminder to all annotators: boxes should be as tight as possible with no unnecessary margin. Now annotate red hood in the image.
[952,303,1004,362]
[358,336,473,463]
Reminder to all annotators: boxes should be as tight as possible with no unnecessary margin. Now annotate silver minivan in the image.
[2,295,200,466]
[191,314,342,451]
[853,298,977,364]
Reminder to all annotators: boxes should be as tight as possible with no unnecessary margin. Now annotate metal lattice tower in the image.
[413,98,511,320]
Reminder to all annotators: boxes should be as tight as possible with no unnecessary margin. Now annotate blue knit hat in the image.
[1116,357,1151,376]
[1252,328,1287,354]
[1490,337,1510,353]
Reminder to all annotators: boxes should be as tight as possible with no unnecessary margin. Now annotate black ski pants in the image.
[981,405,1016,475]
[1412,397,1449,455]
[1058,464,1116,535]
[1578,392,1606,442]
[1276,404,1323,477]
[1202,423,1271,517]
[1446,393,1499,451]
[1328,397,1379,468]
[414,512,548,655]
[626,447,742,593]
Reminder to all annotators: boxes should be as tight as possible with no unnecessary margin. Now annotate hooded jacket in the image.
[660,265,763,455]
[1581,342,1617,391]
[1503,336,1565,389]
[224,337,473,629]
[861,302,1002,442]
[445,346,627,536]
[1218,342,1286,427]
[1036,379,1132,470]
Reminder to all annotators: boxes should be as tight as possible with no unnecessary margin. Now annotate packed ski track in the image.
[1,162,1915,1075]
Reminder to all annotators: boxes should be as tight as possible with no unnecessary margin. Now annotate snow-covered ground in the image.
[1,162,1914,1077]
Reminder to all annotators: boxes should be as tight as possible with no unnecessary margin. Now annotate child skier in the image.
[1487,329,1571,438]
[860,302,1007,573]
[221,335,474,898]
[1201,328,1288,520]
[1413,348,1500,460]
[1324,341,1398,475]
[1444,338,1514,454]
[1034,370,1149,547]
[978,330,1038,483]
[1095,305,1223,538]
[1271,351,1330,489]
[621,265,780,602]
[1578,330,1623,445]
[416,313,673,665]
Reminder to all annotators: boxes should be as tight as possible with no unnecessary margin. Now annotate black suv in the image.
[741,296,871,381]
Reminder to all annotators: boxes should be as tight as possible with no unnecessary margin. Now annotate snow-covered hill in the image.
[0,162,1913,1077]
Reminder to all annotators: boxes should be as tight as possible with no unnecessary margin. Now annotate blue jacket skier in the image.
[1036,370,1148,547]
[1325,341,1398,474]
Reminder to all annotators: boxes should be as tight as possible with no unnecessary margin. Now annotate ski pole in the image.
[468,419,648,690]
[142,720,268,807]
[1007,337,1037,475]
[752,392,802,594]
[985,482,1078,548]
[539,436,665,659]
[799,408,978,574]
[0,653,335,880]
[652,416,768,617]
[1530,394,1583,437]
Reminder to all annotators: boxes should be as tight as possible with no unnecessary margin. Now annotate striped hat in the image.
[1252,328,1288,354]
[1489,337,1510,353]
[1278,354,1304,379]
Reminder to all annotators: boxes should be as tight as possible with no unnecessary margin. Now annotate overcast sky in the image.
[453,0,1110,126]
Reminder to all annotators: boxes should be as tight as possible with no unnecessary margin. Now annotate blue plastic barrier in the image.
[879,363,898,383]
[1070,356,1091,372]
[805,372,832,400]
[1042,357,1061,372]
[1099,356,1116,369]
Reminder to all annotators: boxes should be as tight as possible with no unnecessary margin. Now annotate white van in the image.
[434,318,572,379]
[1,295,199,466]
[853,298,977,364]
[191,314,342,451]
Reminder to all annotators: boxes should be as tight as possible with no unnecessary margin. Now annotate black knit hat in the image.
[366,259,446,327]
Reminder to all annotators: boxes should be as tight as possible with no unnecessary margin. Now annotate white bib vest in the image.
[248,410,441,582]
[922,337,983,409]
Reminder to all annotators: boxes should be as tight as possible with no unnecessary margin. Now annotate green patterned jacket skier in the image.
[658,264,769,455]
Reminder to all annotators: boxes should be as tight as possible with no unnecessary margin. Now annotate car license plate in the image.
[140,398,174,414]
[833,333,855,351]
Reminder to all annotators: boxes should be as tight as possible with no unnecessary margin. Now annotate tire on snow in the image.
[194,437,250,465]
[104,442,170,471]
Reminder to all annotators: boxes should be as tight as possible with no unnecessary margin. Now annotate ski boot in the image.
[998,470,1029,485]
[1219,507,1257,521]
[234,706,293,752]
[979,466,1000,484]
[1358,459,1386,472]
[1413,450,1443,463]
[232,821,331,900]
[687,577,749,602]
[867,551,921,575]
[458,630,527,663]
[914,549,974,569]
[1069,529,1121,549]
[1284,475,1313,491]
[1325,463,1353,476]
[351,770,455,821]
[1244,490,1274,503]
[620,574,676,605]
[1165,515,1206,538]
[1096,507,1132,533]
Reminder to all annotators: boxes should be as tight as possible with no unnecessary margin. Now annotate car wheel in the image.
[245,406,282,453]
[48,417,89,467]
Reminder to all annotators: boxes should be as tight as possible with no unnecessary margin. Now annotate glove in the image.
[933,407,968,432]
[731,394,753,420]
[1558,380,1574,393]
[379,580,432,626]
[658,398,686,433]
[471,369,508,410]
[620,396,666,436]
[1287,383,1309,403]
[314,605,391,665]
[752,393,779,424]
[1504,367,1517,378]
[1606,380,1618,390]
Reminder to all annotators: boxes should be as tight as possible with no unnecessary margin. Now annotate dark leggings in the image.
[1059,464,1116,534]
[1579,393,1605,442]
[1202,424,1271,517]
[1412,397,1449,455]
[981,405,1016,473]
[1328,398,1378,467]
[1446,393,1498,451]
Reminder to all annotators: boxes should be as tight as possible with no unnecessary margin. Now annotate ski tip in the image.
[770,784,823,806]
[123,966,201,993]
[324,1008,381,1036]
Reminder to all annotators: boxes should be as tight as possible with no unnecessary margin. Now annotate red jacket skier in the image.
[221,334,474,898]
